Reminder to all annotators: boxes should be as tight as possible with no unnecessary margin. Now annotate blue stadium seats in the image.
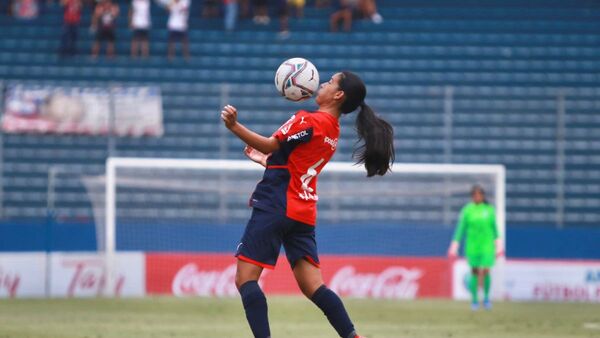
[0,0,599,226]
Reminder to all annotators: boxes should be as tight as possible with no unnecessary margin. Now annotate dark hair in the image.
[471,185,488,203]
[338,71,395,177]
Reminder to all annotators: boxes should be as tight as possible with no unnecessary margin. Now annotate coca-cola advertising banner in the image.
[146,253,452,299]
[0,253,46,298]
[50,252,145,297]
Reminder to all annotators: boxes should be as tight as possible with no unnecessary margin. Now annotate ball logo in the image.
[329,266,423,299]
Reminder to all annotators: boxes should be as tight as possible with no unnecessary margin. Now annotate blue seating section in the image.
[0,0,599,226]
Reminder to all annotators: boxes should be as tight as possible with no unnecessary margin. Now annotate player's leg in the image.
[481,253,495,309]
[482,268,492,309]
[284,221,360,338]
[468,253,483,309]
[235,260,270,338]
[469,267,480,310]
[235,208,285,338]
[292,259,360,338]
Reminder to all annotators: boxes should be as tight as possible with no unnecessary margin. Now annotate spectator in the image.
[202,0,219,18]
[314,0,330,8]
[129,0,151,58]
[358,0,381,24]
[91,0,119,59]
[2,0,10,16]
[12,0,39,19]
[238,0,249,19]
[329,0,352,32]
[223,0,238,32]
[287,0,304,18]
[276,0,289,38]
[166,0,190,60]
[59,0,82,58]
[251,0,268,24]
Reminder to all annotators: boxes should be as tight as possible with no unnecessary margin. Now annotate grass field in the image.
[1,297,599,338]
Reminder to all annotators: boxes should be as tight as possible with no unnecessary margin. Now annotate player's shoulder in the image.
[462,202,476,212]
[292,110,316,124]
[484,202,496,212]
[294,109,313,118]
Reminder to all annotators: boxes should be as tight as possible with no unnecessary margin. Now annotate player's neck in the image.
[317,106,341,119]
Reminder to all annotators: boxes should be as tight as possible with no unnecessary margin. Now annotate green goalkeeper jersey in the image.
[453,202,498,256]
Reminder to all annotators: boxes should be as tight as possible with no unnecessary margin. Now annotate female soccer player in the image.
[447,185,503,310]
[220,71,394,338]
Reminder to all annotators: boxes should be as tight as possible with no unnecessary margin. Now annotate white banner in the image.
[0,253,46,298]
[49,252,145,297]
[2,84,163,136]
[453,259,600,302]
[504,260,600,302]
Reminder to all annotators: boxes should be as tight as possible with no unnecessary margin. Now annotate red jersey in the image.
[250,110,340,225]
[63,0,81,24]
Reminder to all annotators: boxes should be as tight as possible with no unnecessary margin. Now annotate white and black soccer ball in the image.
[274,57,320,102]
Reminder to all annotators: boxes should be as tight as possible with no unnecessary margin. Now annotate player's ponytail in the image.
[338,71,395,177]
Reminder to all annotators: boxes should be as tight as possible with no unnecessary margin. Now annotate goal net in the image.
[94,157,505,300]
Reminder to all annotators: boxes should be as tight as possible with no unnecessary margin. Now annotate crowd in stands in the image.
[4,0,383,59]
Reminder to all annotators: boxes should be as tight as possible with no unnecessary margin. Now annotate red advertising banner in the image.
[146,253,452,299]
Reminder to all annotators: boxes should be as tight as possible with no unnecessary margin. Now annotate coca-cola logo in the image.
[172,263,267,297]
[0,267,20,298]
[63,260,124,297]
[329,266,423,299]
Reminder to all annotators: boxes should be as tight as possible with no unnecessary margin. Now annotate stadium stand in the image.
[0,0,599,228]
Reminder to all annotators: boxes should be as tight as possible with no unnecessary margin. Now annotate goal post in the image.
[101,157,505,299]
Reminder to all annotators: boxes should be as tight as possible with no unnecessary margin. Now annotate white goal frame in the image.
[104,157,505,297]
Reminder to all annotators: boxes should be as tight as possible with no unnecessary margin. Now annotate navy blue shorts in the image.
[235,208,320,270]
[168,30,188,41]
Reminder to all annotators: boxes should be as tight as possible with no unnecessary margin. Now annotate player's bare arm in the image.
[244,145,268,167]
[220,104,280,154]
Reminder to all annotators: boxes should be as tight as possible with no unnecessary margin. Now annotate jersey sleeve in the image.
[490,206,499,240]
[272,112,313,146]
[453,206,467,242]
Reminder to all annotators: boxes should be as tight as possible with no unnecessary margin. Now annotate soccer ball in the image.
[274,57,320,102]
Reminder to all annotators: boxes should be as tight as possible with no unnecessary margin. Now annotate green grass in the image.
[0,297,599,338]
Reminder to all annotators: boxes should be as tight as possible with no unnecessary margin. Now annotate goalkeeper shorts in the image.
[467,253,495,268]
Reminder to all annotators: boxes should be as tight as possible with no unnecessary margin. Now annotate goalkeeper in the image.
[447,185,503,310]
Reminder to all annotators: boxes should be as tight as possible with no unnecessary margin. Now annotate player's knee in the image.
[298,279,323,298]
[235,272,249,290]
[235,269,253,290]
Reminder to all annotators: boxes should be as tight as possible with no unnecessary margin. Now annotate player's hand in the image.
[220,104,238,130]
[447,241,459,258]
[244,145,268,167]
[495,239,505,258]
